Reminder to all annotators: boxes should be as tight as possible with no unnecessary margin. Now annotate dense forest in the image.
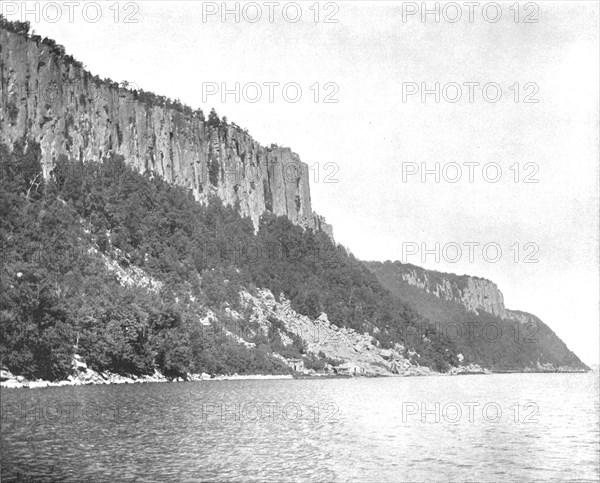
[0,140,459,381]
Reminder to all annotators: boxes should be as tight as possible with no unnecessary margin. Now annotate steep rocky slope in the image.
[0,26,332,236]
[365,261,588,372]
[1,20,586,380]
[1,249,431,388]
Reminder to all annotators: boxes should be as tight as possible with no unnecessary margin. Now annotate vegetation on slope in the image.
[365,261,588,371]
[0,141,459,380]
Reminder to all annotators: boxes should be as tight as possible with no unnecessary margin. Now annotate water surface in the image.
[1,373,598,482]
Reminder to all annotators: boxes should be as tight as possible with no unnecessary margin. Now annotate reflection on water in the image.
[1,373,598,482]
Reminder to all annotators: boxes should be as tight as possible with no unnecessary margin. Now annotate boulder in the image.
[0,368,14,380]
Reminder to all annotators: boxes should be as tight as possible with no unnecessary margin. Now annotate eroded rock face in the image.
[367,261,590,373]
[0,28,330,234]
[238,289,427,377]
[506,309,535,325]
[399,266,507,319]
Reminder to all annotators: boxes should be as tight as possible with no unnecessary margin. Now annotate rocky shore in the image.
[0,356,296,389]
[448,364,491,375]
[0,289,490,390]
[0,351,442,390]
[0,369,454,390]
[0,361,479,390]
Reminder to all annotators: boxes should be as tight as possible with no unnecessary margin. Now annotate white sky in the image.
[5,1,599,365]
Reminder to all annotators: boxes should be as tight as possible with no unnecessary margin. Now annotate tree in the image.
[207,108,220,128]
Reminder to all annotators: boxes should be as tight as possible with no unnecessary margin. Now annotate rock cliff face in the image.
[398,264,507,319]
[0,28,332,234]
[396,264,555,328]
[366,261,589,372]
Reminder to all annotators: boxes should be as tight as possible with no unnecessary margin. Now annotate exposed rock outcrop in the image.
[398,264,507,318]
[0,27,331,235]
[234,289,431,377]
[366,261,589,372]
[396,264,573,333]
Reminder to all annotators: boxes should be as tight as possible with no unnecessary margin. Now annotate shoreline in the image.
[1,367,589,390]
[0,367,444,389]
[0,372,296,389]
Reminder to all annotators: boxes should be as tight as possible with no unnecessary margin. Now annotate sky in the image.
[4,1,598,365]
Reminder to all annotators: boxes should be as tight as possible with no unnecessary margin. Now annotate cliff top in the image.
[367,260,493,285]
[0,15,284,153]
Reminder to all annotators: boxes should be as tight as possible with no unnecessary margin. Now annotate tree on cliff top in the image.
[208,108,221,128]
[0,15,30,37]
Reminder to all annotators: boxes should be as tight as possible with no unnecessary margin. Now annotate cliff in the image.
[0,27,332,235]
[397,263,507,319]
[1,21,586,378]
[390,263,569,332]
[365,261,589,372]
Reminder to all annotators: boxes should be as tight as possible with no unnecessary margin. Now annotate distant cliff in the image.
[397,264,508,319]
[389,262,564,329]
[365,261,589,372]
[0,26,332,236]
